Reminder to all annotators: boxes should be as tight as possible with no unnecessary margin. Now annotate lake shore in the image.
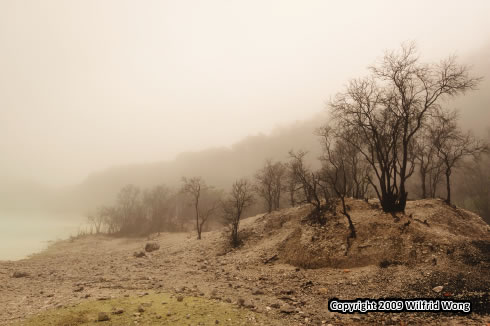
[0,213,84,261]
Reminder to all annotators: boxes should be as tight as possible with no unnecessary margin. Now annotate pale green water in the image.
[0,212,84,261]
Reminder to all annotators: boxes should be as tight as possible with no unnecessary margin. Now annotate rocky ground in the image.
[1,198,489,325]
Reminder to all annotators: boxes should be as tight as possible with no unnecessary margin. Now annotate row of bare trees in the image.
[87,177,255,247]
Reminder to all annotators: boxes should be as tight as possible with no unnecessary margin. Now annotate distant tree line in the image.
[87,184,189,236]
[86,177,255,247]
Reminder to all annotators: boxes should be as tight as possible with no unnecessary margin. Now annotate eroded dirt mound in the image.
[236,199,490,271]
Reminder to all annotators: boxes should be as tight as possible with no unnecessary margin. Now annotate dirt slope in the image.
[1,198,489,325]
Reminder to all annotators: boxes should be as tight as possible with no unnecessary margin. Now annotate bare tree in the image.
[414,119,445,198]
[330,42,480,212]
[317,126,371,200]
[181,177,220,240]
[348,151,371,200]
[87,206,106,234]
[461,153,490,224]
[143,185,171,235]
[222,179,254,247]
[287,150,332,224]
[99,206,119,234]
[285,159,305,207]
[255,160,286,213]
[319,127,359,238]
[287,150,313,205]
[285,169,299,207]
[116,184,144,234]
[432,111,489,204]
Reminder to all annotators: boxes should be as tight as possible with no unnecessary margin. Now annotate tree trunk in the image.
[232,223,239,247]
[420,168,427,199]
[445,170,451,204]
[341,197,356,238]
[195,202,201,240]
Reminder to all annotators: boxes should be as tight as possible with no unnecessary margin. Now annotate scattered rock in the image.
[137,305,145,313]
[280,305,295,314]
[280,289,295,295]
[112,308,124,315]
[302,280,313,288]
[145,242,160,252]
[318,287,328,295]
[12,271,28,278]
[252,288,264,295]
[73,286,84,292]
[177,295,184,302]
[97,312,110,322]
[433,286,444,293]
[133,251,146,258]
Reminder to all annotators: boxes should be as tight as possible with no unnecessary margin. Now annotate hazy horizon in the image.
[2,0,490,187]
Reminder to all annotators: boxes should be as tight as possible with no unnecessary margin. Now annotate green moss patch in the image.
[18,292,277,325]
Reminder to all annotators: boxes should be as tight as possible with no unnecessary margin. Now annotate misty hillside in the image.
[70,116,324,210]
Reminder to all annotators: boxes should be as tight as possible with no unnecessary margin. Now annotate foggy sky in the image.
[1,0,490,186]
